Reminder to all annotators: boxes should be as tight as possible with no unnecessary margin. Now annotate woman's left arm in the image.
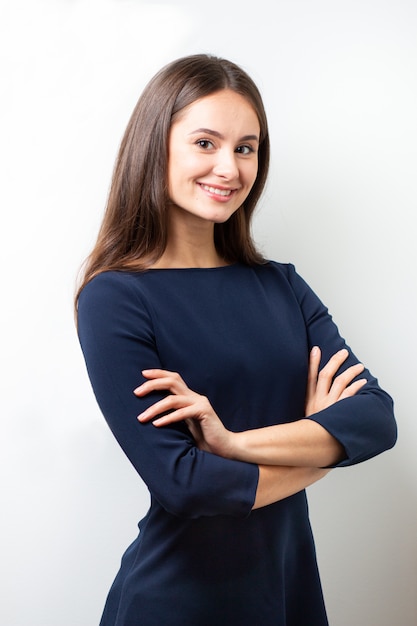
[138,265,398,468]
[217,345,366,467]
[286,263,397,466]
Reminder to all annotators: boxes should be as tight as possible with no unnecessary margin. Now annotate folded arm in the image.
[137,347,364,468]
[135,347,369,510]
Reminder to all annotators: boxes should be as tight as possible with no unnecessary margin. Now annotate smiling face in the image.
[167,89,260,227]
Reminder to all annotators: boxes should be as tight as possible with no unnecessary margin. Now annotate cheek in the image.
[167,152,190,192]
[244,162,259,189]
[171,152,201,181]
[166,165,175,199]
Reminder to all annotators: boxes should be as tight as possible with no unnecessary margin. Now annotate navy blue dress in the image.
[77,262,396,626]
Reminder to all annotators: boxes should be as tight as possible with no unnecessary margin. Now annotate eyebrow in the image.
[189,128,259,142]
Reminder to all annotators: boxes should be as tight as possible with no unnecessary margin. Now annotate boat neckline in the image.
[143,263,241,272]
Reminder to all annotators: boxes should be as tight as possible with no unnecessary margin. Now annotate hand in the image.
[305,347,367,417]
[135,369,233,456]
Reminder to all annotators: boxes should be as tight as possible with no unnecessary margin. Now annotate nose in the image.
[212,148,239,180]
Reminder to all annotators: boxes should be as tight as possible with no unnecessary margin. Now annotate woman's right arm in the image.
[77,272,259,519]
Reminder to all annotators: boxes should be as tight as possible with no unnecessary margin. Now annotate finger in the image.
[134,379,175,396]
[339,378,367,400]
[320,348,349,377]
[152,406,199,427]
[134,372,187,396]
[137,395,192,421]
[330,362,365,392]
[316,349,350,393]
[142,368,182,378]
[306,346,321,396]
[335,360,364,382]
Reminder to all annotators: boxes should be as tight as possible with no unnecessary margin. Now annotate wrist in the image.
[227,430,248,461]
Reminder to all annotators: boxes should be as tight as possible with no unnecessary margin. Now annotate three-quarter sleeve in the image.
[77,272,259,519]
[286,263,397,466]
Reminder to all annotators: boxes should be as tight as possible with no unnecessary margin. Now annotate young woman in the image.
[76,54,397,626]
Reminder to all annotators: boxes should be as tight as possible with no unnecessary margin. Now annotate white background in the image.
[1,0,416,624]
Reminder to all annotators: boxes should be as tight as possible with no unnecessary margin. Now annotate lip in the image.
[198,182,238,200]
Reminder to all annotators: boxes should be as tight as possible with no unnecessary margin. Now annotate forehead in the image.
[172,90,260,133]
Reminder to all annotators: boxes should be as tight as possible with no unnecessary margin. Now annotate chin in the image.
[205,206,241,224]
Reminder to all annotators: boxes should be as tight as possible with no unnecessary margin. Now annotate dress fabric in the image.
[77,261,397,626]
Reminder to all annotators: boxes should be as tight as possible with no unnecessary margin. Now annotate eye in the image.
[236,145,255,155]
[196,139,215,150]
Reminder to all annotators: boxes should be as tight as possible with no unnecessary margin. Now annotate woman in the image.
[76,54,397,626]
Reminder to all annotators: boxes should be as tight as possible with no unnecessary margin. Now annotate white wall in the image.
[1,0,416,624]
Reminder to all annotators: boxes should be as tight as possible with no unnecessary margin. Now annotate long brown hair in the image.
[75,54,270,308]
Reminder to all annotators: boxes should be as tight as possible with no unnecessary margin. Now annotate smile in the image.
[199,184,233,197]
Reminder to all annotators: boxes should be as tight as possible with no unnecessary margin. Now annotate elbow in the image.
[359,388,398,459]
[364,416,397,464]
[382,412,398,452]
[356,403,397,464]
[156,487,205,519]
[149,452,211,519]
[137,441,257,520]
[316,390,398,467]
[375,392,398,453]
[359,401,398,463]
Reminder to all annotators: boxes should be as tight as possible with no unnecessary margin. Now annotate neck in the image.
[150,240,227,269]
[150,206,229,269]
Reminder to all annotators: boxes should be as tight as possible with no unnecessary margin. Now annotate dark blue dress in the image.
[77,262,396,626]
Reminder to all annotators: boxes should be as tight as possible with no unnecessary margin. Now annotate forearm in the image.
[229,419,345,468]
[252,464,330,509]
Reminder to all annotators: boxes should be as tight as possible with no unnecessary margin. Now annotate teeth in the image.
[201,184,232,196]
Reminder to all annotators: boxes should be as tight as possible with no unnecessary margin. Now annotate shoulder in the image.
[254,261,320,305]
[78,271,146,307]
[257,260,294,276]
[252,260,300,286]
[77,271,154,329]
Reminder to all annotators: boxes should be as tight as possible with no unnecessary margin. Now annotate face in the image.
[167,90,260,226]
